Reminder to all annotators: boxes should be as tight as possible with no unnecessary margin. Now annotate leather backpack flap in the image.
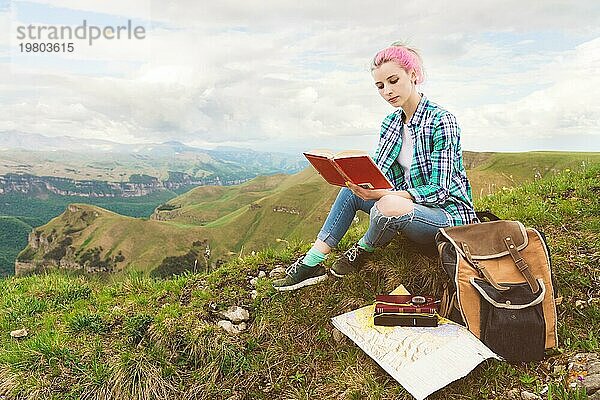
[439,220,528,259]
[440,220,539,292]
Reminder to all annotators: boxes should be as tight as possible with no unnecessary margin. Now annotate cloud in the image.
[456,37,600,150]
[1,0,599,152]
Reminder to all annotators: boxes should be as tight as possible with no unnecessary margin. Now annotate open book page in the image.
[303,149,336,159]
[332,149,369,158]
[331,285,499,400]
[303,149,368,159]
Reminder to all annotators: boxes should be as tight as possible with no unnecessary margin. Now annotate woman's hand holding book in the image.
[346,182,414,202]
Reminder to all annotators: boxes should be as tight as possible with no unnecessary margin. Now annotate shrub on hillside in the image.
[152,248,201,278]
[16,247,35,262]
[43,237,73,261]
[77,247,114,272]
[156,203,180,211]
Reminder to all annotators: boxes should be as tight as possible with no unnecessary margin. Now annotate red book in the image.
[374,304,439,314]
[374,294,439,314]
[303,149,393,190]
[373,294,440,327]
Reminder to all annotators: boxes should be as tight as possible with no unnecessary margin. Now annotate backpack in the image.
[435,216,558,362]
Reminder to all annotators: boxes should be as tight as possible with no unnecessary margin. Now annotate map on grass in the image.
[331,285,499,400]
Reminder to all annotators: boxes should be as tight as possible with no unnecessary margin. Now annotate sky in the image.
[1,0,599,154]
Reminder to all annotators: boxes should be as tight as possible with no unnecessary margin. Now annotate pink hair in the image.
[371,44,424,84]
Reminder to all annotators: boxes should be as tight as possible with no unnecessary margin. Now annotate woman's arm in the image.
[405,113,459,205]
[345,182,415,202]
[349,112,460,204]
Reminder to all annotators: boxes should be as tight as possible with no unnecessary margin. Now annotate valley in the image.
[0,139,306,276]
[6,151,599,278]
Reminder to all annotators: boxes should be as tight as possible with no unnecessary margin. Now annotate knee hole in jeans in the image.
[375,195,414,217]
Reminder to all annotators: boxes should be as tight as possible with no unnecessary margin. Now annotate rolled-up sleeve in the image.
[406,113,459,205]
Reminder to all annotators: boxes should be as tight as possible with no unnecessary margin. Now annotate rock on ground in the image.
[505,389,520,400]
[520,390,540,400]
[217,320,247,335]
[219,306,250,323]
[505,389,540,400]
[569,352,600,396]
[582,374,600,394]
[10,328,28,339]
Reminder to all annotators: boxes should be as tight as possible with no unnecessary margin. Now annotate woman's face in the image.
[372,61,416,108]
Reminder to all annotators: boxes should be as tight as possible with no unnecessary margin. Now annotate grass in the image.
[0,163,598,399]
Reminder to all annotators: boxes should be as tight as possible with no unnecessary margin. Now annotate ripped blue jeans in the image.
[317,188,451,248]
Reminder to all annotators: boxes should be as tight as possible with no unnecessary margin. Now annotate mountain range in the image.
[0,131,307,183]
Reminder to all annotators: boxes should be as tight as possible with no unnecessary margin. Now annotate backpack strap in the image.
[504,236,540,292]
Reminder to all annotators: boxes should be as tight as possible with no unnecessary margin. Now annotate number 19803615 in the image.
[19,42,74,52]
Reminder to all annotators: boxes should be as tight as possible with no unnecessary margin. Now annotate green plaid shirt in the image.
[374,94,476,226]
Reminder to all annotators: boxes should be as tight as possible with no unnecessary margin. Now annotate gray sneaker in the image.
[330,243,372,278]
[273,258,328,291]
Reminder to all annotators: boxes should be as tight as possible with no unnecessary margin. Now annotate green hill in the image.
[12,152,600,278]
[14,169,339,277]
[0,189,180,276]
[0,217,33,277]
[465,151,600,197]
[0,162,598,399]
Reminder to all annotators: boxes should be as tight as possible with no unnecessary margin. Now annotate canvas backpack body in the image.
[436,219,558,362]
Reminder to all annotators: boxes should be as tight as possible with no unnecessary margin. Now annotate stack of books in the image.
[374,294,440,327]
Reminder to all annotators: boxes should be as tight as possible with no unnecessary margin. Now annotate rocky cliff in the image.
[0,173,250,198]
